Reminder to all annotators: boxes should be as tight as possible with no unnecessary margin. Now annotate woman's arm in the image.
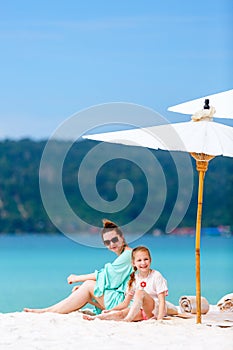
[94,250,132,301]
[67,273,96,285]
[157,292,166,320]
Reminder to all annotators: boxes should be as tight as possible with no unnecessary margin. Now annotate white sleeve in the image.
[154,272,168,296]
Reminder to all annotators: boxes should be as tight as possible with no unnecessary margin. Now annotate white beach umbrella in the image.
[83,91,233,323]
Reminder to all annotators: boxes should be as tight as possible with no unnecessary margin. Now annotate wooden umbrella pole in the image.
[195,168,205,324]
[191,153,215,324]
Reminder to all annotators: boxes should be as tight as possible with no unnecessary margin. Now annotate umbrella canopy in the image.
[83,120,233,157]
[83,93,233,324]
[168,89,233,119]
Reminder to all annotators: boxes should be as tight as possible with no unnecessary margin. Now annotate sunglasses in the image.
[103,236,119,246]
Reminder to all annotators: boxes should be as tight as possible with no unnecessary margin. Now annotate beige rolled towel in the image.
[217,293,233,312]
[179,295,209,314]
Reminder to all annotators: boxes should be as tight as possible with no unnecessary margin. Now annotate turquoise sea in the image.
[0,233,232,313]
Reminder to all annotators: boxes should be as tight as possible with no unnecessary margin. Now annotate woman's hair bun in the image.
[102,219,118,229]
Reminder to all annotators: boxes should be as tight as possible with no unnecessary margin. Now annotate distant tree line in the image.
[0,139,232,233]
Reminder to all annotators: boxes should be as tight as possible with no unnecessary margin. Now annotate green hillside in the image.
[0,139,232,233]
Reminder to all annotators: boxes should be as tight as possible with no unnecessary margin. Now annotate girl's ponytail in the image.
[128,266,137,289]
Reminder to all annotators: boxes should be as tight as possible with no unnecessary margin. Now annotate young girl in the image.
[83,246,172,322]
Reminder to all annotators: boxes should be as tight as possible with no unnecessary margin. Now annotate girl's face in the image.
[133,250,151,273]
[102,230,124,256]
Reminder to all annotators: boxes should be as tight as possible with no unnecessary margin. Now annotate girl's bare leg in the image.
[24,280,104,314]
[124,290,154,322]
[83,309,130,321]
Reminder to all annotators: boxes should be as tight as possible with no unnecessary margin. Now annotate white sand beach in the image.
[1,306,232,350]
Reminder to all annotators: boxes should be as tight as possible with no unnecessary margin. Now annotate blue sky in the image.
[0,0,232,139]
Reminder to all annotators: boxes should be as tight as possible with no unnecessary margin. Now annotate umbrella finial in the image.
[203,99,210,109]
[191,101,215,122]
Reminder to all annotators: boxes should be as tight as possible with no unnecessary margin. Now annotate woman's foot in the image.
[23,308,48,313]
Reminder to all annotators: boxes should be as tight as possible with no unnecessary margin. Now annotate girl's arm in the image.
[106,293,132,311]
[67,273,96,284]
[157,291,166,320]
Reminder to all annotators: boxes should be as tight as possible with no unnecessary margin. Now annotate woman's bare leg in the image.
[24,280,104,314]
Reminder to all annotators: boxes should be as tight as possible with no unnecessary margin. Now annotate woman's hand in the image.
[71,285,80,293]
[67,272,96,285]
[67,274,79,285]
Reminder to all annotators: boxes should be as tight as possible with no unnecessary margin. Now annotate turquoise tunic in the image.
[93,249,133,314]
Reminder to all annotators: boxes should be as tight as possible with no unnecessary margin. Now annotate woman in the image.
[24,219,132,314]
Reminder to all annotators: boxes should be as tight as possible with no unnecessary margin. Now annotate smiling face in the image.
[102,229,125,256]
[132,249,151,276]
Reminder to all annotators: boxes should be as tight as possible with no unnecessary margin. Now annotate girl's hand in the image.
[101,309,111,314]
[157,291,166,321]
[156,319,164,324]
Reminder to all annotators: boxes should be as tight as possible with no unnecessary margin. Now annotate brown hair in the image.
[128,246,152,289]
[101,219,127,246]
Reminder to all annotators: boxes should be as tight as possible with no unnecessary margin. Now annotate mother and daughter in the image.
[83,245,171,322]
[24,220,176,321]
